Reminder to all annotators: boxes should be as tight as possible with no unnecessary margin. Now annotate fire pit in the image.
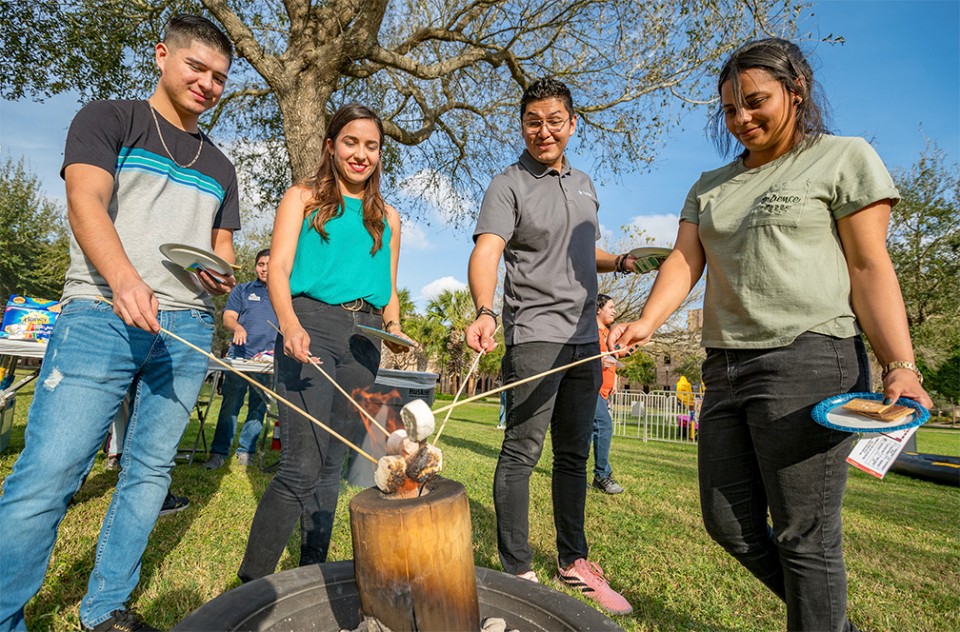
[175,477,622,631]
[173,560,622,631]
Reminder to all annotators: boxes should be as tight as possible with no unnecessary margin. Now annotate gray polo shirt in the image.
[474,150,601,345]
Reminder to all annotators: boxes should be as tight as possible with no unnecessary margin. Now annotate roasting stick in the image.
[431,324,501,447]
[431,347,633,418]
[97,298,378,464]
[267,321,391,438]
[306,356,391,437]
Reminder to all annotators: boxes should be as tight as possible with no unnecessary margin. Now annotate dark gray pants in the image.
[495,341,601,574]
[698,333,868,631]
[239,298,381,580]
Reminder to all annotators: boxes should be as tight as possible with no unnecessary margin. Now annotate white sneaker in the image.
[515,570,539,583]
[236,452,252,466]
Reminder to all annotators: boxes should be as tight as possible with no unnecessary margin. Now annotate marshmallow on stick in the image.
[401,398,436,441]
[375,428,443,496]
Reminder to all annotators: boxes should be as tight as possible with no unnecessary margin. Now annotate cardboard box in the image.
[0,295,61,341]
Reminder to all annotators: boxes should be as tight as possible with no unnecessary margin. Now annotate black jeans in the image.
[239,298,381,580]
[494,341,601,574]
[698,333,868,631]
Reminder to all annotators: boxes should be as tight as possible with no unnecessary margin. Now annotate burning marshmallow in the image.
[374,455,408,495]
[400,398,435,442]
[385,428,418,457]
[405,442,443,483]
[373,443,443,496]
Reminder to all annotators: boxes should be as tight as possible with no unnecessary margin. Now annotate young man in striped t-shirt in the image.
[0,15,238,632]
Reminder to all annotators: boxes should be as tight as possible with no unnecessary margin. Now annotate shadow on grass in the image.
[38,410,237,620]
[441,433,502,462]
[624,592,744,632]
[441,433,555,480]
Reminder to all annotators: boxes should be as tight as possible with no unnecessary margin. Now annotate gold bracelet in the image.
[881,361,923,384]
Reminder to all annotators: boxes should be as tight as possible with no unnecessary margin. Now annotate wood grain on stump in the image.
[349,476,481,631]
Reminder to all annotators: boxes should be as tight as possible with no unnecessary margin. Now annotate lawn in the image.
[1,375,958,631]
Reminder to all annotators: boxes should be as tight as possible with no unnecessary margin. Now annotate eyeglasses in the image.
[522,117,570,134]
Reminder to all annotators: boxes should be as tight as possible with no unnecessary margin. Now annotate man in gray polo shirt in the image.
[465,77,635,616]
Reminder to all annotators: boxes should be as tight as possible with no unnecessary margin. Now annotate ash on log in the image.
[349,477,480,631]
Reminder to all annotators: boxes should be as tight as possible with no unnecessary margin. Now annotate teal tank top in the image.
[288,196,393,307]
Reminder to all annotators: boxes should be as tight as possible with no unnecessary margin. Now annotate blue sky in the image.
[2,1,958,310]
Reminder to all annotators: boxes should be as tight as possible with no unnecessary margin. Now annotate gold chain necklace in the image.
[150,105,204,169]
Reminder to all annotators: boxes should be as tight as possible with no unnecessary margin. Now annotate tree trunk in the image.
[275,76,333,182]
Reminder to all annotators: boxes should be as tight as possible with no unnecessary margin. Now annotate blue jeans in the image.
[210,371,272,456]
[698,333,867,632]
[0,300,213,631]
[238,298,381,580]
[495,341,601,574]
[592,395,613,479]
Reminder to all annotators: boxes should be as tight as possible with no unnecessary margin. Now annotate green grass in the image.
[1,377,958,631]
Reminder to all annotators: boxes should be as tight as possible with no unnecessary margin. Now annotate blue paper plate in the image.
[811,392,929,433]
[356,324,415,347]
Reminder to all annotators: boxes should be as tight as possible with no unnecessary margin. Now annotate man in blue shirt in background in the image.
[205,248,276,469]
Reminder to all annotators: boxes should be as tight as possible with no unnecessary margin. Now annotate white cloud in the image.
[598,222,616,244]
[420,276,467,300]
[398,169,473,225]
[626,213,680,248]
[400,221,433,250]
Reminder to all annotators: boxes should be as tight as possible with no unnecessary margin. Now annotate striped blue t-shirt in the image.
[60,100,240,311]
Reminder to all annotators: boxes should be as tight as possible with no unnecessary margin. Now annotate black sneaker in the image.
[87,609,159,632]
[592,475,624,495]
[158,492,189,517]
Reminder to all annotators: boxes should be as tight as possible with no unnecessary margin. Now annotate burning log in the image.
[350,477,480,631]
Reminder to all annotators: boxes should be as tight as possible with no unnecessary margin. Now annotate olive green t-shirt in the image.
[680,135,899,349]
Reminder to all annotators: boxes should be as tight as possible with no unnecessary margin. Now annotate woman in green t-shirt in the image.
[609,39,931,631]
[238,104,411,580]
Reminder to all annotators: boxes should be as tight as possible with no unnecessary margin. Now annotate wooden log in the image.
[349,477,480,631]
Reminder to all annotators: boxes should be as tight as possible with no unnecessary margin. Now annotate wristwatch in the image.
[881,361,923,384]
[475,306,499,322]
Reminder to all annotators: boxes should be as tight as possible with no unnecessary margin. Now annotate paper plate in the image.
[159,243,234,276]
[356,324,415,348]
[628,247,672,274]
[811,392,930,433]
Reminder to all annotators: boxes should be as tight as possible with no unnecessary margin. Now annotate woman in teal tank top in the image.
[239,104,411,580]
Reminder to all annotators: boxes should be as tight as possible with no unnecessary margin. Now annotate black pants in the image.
[494,341,601,574]
[698,333,867,631]
[239,297,381,580]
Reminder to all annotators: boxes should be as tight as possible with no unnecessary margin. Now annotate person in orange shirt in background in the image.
[592,294,623,494]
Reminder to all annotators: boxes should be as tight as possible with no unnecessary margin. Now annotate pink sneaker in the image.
[515,570,539,583]
[555,558,633,615]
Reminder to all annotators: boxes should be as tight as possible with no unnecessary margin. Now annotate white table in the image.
[0,337,272,372]
[0,337,274,460]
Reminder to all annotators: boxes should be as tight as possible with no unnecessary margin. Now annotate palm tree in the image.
[396,287,417,322]
[426,289,474,393]
[399,313,447,372]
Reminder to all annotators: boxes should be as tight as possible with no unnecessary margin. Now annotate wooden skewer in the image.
[431,347,631,417]
[432,325,501,447]
[267,321,390,438]
[306,356,391,437]
[97,298,378,464]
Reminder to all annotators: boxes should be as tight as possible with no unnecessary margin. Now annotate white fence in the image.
[609,389,703,444]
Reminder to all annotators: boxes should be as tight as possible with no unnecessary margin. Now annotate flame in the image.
[351,387,403,457]
[394,478,421,499]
